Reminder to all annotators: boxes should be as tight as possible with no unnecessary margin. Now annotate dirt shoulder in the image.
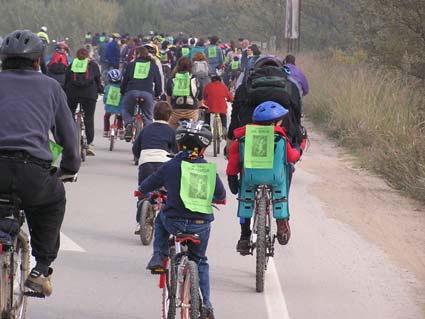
[300,120,425,312]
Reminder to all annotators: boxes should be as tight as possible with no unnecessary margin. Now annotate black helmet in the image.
[0,30,44,60]
[176,120,212,150]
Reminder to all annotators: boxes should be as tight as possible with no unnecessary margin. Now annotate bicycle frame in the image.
[132,98,145,144]
[74,105,87,161]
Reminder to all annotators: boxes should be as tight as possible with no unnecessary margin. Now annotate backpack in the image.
[192,61,209,78]
[48,53,68,74]
[246,66,303,144]
[70,61,94,88]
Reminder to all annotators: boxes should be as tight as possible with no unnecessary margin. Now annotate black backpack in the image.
[246,66,303,144]
[70,62,94,88]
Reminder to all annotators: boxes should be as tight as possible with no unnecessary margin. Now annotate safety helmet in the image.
[143,43,156,55]
[0,30,44,60]
[254,55,283,68]
[107,69,122,83]
[176,120,212,150]
[40,26,47,32]
[166,36,174,44]
[252,101,289,124]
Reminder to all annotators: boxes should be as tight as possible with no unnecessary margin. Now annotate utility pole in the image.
[284,0,301,53]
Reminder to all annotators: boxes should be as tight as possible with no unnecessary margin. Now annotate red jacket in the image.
[203,81,233,114]
[226,125,301,176]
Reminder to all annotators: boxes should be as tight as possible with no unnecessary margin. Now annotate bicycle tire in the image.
[180,260,200,319]
[109,131,114,152]
[139,200,155,246]
[10,232,29,319]
[213,116,218,157]
[162,247,176,319]
[255,189,267,293]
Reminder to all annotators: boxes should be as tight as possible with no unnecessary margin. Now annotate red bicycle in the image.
[108,114,123,152]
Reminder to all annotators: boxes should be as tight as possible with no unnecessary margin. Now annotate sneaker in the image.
[236,238,251,256]
[86,144,95,156]
[24,267,53,296]
[124,124,133,142]
[103,131,109,138]
[276,219,291,245]
[146,254,164,273]
[134,223,141,235]
[200,306,215,319]
[118,129,125,140]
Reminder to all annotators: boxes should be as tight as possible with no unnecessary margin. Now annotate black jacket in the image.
[64,60,102,101]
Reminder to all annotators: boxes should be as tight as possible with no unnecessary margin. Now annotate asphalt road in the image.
[27,101,421,319]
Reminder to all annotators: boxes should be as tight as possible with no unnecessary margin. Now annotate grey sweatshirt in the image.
[0,69,80,173]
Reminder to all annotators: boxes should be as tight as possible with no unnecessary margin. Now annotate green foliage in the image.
[118,0,163,36]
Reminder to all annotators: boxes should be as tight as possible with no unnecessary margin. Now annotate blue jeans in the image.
[153,212,212,309]
[122,90,154,127]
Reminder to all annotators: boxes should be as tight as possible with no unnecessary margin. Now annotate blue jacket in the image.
[204,45,224,74]
[103,83,123,113]
[106,40,120,67]
[139,153,226,221]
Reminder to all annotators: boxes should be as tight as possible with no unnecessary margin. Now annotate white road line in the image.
[264,259,290,319]
[60,232,86,252]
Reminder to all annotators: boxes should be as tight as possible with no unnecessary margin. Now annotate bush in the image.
[301,52,425,201]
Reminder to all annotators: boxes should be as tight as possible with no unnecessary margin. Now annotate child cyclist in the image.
[139,120,226,318]
[103,69,124,138]
[226,101,302,255]
[132,101,178,234]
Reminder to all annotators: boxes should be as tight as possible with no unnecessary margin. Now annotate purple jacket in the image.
[284,63,309,96]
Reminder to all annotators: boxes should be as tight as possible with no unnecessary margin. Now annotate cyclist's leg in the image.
[121,90,138,127]
[138,91,154,126]
[147,211,170,269]
[104,112,111,134]
[185,222,212,309]
[67,97,78,117]
[220,113,227,136]
[204,112,211,127]
[81,98,97,145]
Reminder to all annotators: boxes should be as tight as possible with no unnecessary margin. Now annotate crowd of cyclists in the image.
[0,26,309,319]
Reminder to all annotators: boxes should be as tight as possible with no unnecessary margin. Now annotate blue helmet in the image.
[252,101,289,123]
[107,69,122,83]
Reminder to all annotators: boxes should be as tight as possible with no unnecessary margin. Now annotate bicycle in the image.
[242,185,284,293]
[130,97,145,165]
[156,202,224,319]
[108,113,123,152]
[210,113,223,157]
[158,233,201,319]
[74,105,87,162]
[134,189,167,246]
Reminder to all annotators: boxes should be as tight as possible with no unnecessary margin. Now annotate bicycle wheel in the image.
[109,130,115,152]
[255,189,267,293]
[10,232,29,319]
[180,260,200,319]
[162,247,176,319]
[139,200,155,246]
[75,117,84,162]
[212,116,219,157]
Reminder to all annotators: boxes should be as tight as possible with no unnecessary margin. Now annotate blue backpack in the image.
[238,134,290,219]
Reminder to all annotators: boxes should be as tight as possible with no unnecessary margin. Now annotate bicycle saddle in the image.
[175,233,201,244]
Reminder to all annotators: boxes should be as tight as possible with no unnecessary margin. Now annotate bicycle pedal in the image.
[24,290,45,298]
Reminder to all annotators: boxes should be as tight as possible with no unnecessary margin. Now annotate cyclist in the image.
[36,26,50,45]
[166,57,204,128]
[203,74,233,137]
[284,54,309,115]
[140,120,226,319]
[64,47,103,156]
[0,30,80,296]
[226,101,301,254]
[121,46,162,142]
[205,35,224,76]
[132,101,177,234]
[106,33,121,70]
[103,69,124,138]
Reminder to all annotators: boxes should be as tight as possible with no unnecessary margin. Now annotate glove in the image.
[227,175,239,195]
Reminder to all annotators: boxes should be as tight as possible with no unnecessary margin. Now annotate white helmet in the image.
[40,26,47,32]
